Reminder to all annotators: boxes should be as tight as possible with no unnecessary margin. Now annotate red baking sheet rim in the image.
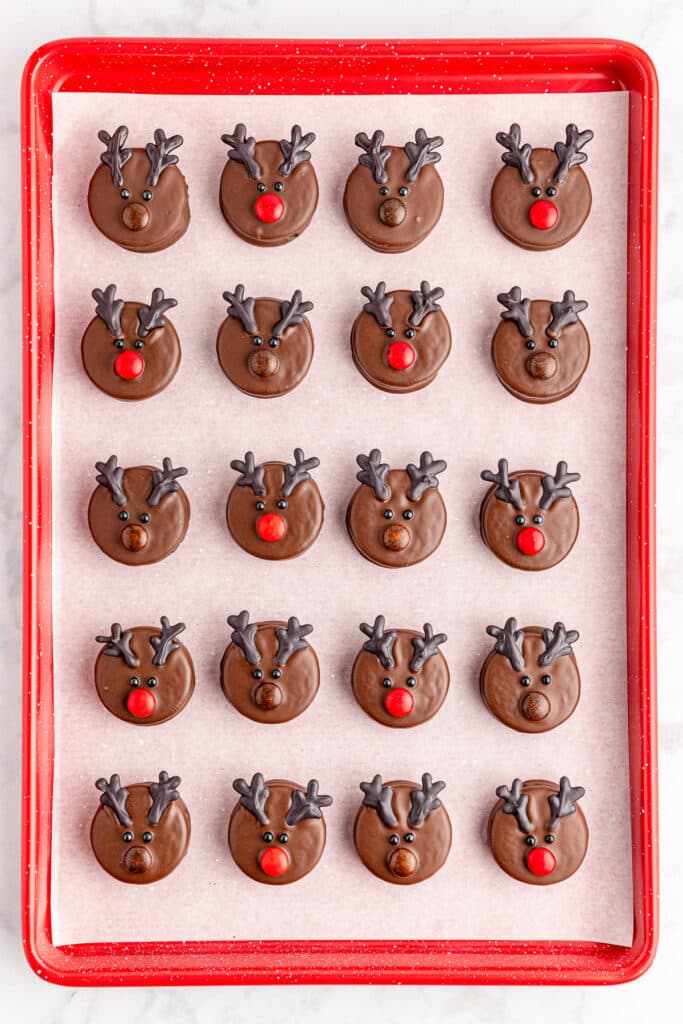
[21,37,658,986]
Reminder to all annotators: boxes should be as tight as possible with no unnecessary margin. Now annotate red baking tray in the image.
[21,37,658,986]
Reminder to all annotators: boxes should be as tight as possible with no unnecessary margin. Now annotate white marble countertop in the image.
[1,1,679,1019]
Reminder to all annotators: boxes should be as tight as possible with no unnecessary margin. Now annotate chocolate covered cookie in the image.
[351,281,451,393]
[228,773,332,884]
[352,616,449,727]
[491,123,593,250]
[226,450,323,560]
[493,287,589,403]
[217,285,314,397]
[91,772,190,884]
[82,285,180,400]
[88,126,189,253]
[480,618,580,733]
[220,124,318,246]
[347,449,447,567]
[354,774,451,885]
[344,129,444,253]
[95,618,194,725]
[88,455,190,566]
[221,611,319,723]
[480,459,580,571]
[488,777,588,884]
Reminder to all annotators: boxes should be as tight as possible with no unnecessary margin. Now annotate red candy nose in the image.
[114,350,145,380]
[384,687,414,718]
[516,526,546,556]
[526,846,557,877]
[256,512,287,543]
[126,688,156,719]
[253,193,285,223]
[259,846,289,877]
[386,341,416,371]
[528,199,559,230]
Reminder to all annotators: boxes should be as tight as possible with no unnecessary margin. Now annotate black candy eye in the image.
[545,834,555,844]
[142,831,153,842]
[406,676,416,688]
[256,501,265,510]
[404,832,415,842]
[263,831,273,842]
[533,515,543,524]
[133,339,144,350]
[142,190,153,201]
[383,509,393,519]
[403,509,414,520]
[120,189,131,199]
[515,515,525,525]
[252,669,263,679]
[548,338,558,348]
[277,499,288,509]
[526,340,536,350]
[386,328,396,338]
[252,336,263,347]
[114,338,125,349]
[147,677,158,687]
[274,181,284,192]
[525,835,536,847]
[272,669,282,679]
[398,186,409,197]
[382,678,392,688]
[268,338,280,348]
[140,512,151,523]
[531,187,542,197]
[119,510,129,521]
[541,674,551,685]
[122,831,134,842]
[129,677,140,687]
[546,186,557,197]
[379,186,389,196]
[520,676,531,687]
[257,182,266,193]
[278,833,289,843]
[405,328,415,339]
[389,834,399,844]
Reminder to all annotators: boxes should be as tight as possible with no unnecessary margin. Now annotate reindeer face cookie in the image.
[91,772,190,884]
[88,127,189,253]
[82,285,180,400]
[88,456,190,566]
[95,618,194,725]
[351,282,451,393]
[219,124,318,246]
[226,450,323,560]
[221,612,319,723]
[491,123,593,250]
[488,777,588,884]
[352,617,449,728]
[217,285,314,397]
[344,129,444,253]
[354,774,451,884]
[347,450,447,568]
[481,619,580,733]
[480,459,580,571]
[229,774,332,884]
[493,288,590,404]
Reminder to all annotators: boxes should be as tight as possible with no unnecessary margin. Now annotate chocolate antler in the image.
[233,772,269,825]
[95,455,127,507]
[406,451,447,501]
[359,615,397,670]
[98,126,131,187]
[481,459,523,510]
[409,281,444,327]
[355,130,391,184]
[496,123,534,184]
[356,449,391,501]
[539,622,579,666]
[496,778,532,833]
[410,623,447,672]
[150,617,185,666]
[92,284,124,336]
[498,286,533,340]
[539,462,580,511]
[95,622,138,668]
[546,291,588,338]
[96,774,132,827]
[486,618,525,671]
[145,129,183,187]
[147,458,188,508]
[360,775,397,827]
[408,773,445,828]
[547,776,585,831]
[275,617,313,666]
[361,282,393,328]
[137,288,178,338]
[278,124,316,176]
[404,128,443,183]
[553,124,594,184]
[227,611,260,665]
[285,779,333,826]
[147,771,181,825]
[222,123,261,180]
[282,449,319,498]
[223,285,258,335]
[230,451,266,496]
[272,291,314,338]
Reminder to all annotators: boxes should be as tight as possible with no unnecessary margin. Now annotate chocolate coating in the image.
[226,462,324,560]
[352,629,449,728]
[217,298,313,398]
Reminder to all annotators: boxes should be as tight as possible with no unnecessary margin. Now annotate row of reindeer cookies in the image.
[84,281,590,403]
[90,121,594,253]
[89,451,581,571]
[95,613,580,733]
[92,770,588,888]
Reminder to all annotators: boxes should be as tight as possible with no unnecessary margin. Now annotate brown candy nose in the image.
[521,691,551,721]
[382,523,411,551]
[378,197,406,227]
[121,203,150,232]
[124,846,152,875]
[526,351,558,380]
[121,523,149,551]
[249,349,280,378]
[253,682,282,711]
[388,847,418,878]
